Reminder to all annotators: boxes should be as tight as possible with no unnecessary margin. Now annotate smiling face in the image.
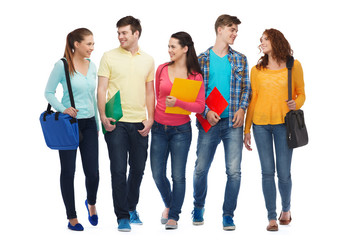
[260,34,272,55]
[117,25,139,51]
[218,24,238,45]
[168,37,188,62]
[74,34,94,58]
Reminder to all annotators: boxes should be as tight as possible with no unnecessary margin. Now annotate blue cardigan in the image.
[44,58,99,130]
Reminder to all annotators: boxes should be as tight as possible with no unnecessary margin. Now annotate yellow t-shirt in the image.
[98,47,154,123]
[244,60,305,134]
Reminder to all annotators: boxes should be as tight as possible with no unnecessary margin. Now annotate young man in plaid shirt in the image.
[192,14,251,231]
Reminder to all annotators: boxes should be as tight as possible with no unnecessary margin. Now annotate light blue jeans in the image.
[253,124,293,220]
[150,121,192,221]
[193,118,243,217]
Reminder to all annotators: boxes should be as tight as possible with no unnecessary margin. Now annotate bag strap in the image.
[47,58,75,112]
[61,58,76,108]
[286,56,294,101]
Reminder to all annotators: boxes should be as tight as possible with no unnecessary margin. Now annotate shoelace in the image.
[130,211,140,221]
[191,209,203,219]
[224,216,234,224]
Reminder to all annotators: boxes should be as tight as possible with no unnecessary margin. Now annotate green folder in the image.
[102,90,123,134]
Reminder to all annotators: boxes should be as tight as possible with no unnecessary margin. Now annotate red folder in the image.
[196,87,228,132]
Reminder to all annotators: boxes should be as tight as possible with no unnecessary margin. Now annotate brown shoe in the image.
[279,212,292,225]
[266,223,278,231]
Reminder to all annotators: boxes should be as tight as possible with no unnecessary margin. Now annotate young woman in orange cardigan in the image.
[243,29,305,231]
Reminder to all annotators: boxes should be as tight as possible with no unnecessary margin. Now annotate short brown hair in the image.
[215,15,241,34]
[116,16,142,38]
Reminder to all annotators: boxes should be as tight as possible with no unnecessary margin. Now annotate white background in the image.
[1,0,346,239]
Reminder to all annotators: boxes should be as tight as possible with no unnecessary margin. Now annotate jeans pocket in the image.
[175,122,191,134]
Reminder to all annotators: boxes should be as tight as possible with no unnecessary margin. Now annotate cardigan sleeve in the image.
[174,73,205,113]
[44,60,67,113]
[292,60,306,110]
[244,66,258,134]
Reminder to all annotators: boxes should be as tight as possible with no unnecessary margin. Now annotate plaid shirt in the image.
[198,46,251,127]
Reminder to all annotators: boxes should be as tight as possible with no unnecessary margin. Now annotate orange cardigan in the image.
[244,60,305,134]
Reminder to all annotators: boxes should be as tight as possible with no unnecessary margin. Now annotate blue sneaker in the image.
[223,215,236,230]
[191,207,205,225]
[129,210,143,225]
[118,218,131,232]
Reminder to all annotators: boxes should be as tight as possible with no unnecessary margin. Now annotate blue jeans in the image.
[59,117,99,219]
[253,124,293,220]
[193,118,243,217]
[104,122,148,220]
[150,121,192,221]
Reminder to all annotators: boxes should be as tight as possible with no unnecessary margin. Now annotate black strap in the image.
[46,58,75,112]
[286,56,294,101]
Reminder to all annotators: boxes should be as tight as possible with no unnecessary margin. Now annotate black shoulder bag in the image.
[284,56,308,148]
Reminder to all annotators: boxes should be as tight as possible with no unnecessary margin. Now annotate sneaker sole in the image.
[223,226,236,231]
[130,222,143,225]
[193,221,204,225]
[165,224,178,230]
[118,228,131,232]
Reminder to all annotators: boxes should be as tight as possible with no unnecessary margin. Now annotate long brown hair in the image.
[64,28,93,75]
[256,28,293,70]
[169,31,202,76]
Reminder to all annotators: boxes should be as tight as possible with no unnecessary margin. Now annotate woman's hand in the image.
[166,96,177,107]
[244,133,252,151]
[286,100,296,110]
[63,107,79,118]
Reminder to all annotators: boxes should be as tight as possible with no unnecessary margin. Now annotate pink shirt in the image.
[154,63,205,126]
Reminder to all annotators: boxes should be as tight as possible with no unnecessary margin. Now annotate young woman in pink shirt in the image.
[150,31,205,230]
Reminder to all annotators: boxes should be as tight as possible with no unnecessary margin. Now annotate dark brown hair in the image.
[170,31,202,76]
[116,16,142,38]
[64,28,93,75]
[256,28,293,70]
[215,14,241,34]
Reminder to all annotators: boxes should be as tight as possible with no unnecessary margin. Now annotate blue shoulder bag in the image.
[39,58,80,150]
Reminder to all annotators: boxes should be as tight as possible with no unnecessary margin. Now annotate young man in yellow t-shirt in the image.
[97,16,155,232]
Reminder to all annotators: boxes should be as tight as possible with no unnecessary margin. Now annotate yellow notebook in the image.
[165,78,202,115]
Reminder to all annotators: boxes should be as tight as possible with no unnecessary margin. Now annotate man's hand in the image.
[101,116,116,132]
[138,119,154,137]
[232,108,245,128]
[206,111,220,126]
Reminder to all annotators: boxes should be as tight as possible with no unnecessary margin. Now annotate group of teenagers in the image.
[44,14,305,232]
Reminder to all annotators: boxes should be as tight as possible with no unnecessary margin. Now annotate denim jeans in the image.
[59,117,99,219]
[105,122,148,220]
[150,121,192,221]
[253,124,293,220]
[193,118,243,217]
